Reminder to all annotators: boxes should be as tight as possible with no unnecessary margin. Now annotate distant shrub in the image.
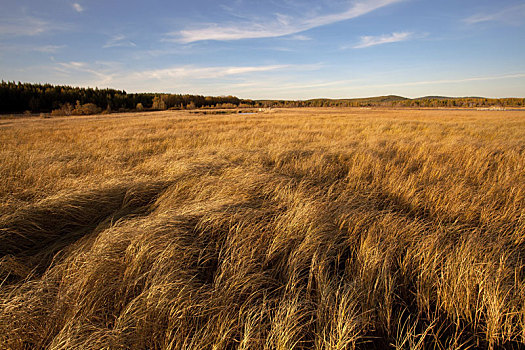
[186,102,196,110]
[51,109,65,116]
[136,103,144,111]
[72,102,102,115]
[216,103,237,109]
[51,103,73,116]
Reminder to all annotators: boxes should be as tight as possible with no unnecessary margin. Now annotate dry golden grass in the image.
[0,108,524,349]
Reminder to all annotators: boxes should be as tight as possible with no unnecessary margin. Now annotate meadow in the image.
[0,108,524,349]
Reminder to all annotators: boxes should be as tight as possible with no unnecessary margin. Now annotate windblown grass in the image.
[0,108,524,349]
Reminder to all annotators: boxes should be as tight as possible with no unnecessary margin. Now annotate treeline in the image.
[150,94,251,110]
[0,81,153,114]
[0,81,253,114]
[1,82,524,115]
[262,95,525,108]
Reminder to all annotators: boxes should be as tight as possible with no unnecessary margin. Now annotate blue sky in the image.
[1,0,524,99]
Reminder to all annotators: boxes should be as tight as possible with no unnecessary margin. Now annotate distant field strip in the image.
[1,109,524,349]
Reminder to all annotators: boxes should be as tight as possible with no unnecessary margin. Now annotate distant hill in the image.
[307,95,408,103]
[415,96,452,100]
[415,96,486,100]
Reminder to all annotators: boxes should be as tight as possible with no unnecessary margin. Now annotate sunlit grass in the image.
[1,108,524,349]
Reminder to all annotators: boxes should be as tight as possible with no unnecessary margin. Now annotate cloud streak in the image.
[132,64,294,80]
[352,31,414,48]
[168,0,405,43]
[464,3,525,25]
[103,35,137,48]
[33,45,66,53]
[366,72,525,88]
[55,61,118,86]
[0,44,65,53]
[291,72,525,91]
[229,72,525,94]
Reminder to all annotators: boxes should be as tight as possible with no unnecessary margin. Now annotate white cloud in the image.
[352,31,414,48]
[59,61,86,69]
[72,3,84,13]
[103,35,137,48]
[167,0,405,43]
[464,3,525,25]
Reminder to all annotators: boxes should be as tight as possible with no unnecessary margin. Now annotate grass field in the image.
[1,108,524,349]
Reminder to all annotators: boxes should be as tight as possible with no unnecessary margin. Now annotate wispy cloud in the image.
[365,72,525,88]
[464,3,525,25]
[0,43,65,53]
[167,0,405,43]
[0,16,60,36]
[33,45,66,53]
[287,34,312,41]
[50,61,322,93]
[55,61,118,86]
[283,72,525,91]
[352,31,414,48]
[132,64,293,80]
[220,72,525,99]
[72,3,84,13]
[103,35,137,48]
[232,72,525,93]
[46,59,525,98]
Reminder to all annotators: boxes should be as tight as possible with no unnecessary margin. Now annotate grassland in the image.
[0,108,524,349]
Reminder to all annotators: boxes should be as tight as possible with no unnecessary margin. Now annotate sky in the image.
[1,0,524,99]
